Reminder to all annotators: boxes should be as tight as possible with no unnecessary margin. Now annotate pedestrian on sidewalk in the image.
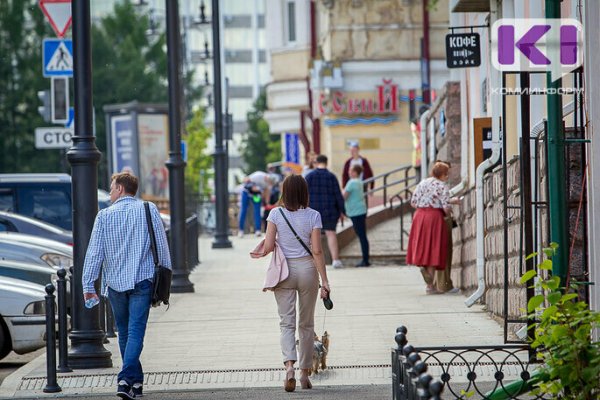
[341,141,374,189]
[256,174,330,392]
[418,161,460,294]
[82,172,172,400]
[238,171,276,238]
[343,164,370,267]
[406,161,460,294]
[305,155,346,268]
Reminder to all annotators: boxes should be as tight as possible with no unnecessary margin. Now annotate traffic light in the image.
[37,90,51,122]
[51,77,69,124]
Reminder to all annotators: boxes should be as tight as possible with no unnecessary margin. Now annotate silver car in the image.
[0,232,72,270]
[0,277,50,359]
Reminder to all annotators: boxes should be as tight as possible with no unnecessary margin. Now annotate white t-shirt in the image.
[266,207,322,258]
[248,171,269,190]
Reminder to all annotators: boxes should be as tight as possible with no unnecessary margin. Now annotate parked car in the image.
[0,173,112,231]
[0,232,72,269]
[0,211,72,245]
[0,277,50,359]
[0,259,57,288]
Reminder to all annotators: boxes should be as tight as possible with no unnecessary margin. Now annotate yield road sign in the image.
[39,0,72,38]
[35,127,73,149]
[43,39,73,77]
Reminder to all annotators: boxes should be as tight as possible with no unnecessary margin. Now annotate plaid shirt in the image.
[82,196,172,295]
[305,168,346,222]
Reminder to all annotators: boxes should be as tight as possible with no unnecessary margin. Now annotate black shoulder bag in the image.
[144,202,173,307]
[278,208,333,310]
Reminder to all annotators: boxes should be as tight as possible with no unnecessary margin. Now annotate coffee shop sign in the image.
[318,79,399,115]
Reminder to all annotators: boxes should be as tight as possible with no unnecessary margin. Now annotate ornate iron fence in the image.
[392,326,444,400]
[392,326,550,399]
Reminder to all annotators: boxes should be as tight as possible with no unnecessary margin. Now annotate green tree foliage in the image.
[0,1,62,173]
[91,1,168,187]
[521,245,600,399]
[184,108,212,197]
[0,0,202,183]
[241,93,281,174]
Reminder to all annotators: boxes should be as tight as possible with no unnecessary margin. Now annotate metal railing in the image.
[165,214,200,270]
[389,187,417,252]
[391,323,549,399]
[364,164,418,208]
[414,345,547,399]
[392,326,444,400]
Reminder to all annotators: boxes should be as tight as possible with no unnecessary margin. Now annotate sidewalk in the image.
[0,235,504,398]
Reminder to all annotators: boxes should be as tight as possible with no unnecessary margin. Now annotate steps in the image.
[339,207,412,266]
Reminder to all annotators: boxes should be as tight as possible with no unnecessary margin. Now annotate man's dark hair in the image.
[111,172,139,195]
[278,174,309,211]
[316,155,328,165]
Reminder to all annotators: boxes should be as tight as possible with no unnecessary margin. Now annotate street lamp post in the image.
[211,0,232,249]
[165,0,194,293]
[67,0,112,369]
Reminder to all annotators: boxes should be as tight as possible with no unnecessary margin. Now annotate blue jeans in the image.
[239,190,261,232]
[350,214,370,264]
[108,279,152,386]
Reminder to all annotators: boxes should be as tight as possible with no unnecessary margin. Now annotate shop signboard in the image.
[446,32,481,68]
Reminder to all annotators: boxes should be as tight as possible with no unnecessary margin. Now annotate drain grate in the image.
[18,364,393,392]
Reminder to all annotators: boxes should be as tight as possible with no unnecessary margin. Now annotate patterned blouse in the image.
[410,177,450,209]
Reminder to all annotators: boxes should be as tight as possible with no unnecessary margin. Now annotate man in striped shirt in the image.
[83,172,171,399]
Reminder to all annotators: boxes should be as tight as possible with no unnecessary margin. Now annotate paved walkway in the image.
[0,235,504,398]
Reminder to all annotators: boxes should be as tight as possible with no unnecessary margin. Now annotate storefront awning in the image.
[452,0,490,13]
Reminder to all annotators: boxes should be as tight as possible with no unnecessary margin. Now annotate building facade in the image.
[265,0,450,180]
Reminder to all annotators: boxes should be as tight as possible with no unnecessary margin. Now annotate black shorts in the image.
[322,220,338,231]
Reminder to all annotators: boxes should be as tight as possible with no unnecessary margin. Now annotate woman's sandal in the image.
[284,368,296,392]
[300,377,312,389]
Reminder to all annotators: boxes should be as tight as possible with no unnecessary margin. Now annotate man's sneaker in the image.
[255,230,262,237]
[332,260,343,269]
[237,230,244,238]
[117,380,134,399]
[355,261,371,267]
[132,383,143,397]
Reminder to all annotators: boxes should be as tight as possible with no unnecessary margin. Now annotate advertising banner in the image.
[110,114,139,177]
[137,113,169,200]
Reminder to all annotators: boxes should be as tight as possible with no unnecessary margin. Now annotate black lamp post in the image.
[165,0,194,293]
[67,0,112,369]
[210,0,233,249]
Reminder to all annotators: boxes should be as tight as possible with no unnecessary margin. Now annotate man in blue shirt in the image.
[305,155,346,268]
[83,172,171,399]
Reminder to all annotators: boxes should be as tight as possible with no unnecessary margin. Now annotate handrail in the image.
[363,164,418,207]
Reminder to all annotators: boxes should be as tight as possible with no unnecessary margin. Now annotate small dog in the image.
[311,331,329,375]
[295,332,330,375]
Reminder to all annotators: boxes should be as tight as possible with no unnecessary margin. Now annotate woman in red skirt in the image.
[407,161,458,294]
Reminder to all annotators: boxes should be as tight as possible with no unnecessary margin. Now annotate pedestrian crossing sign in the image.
[43,38,73,77]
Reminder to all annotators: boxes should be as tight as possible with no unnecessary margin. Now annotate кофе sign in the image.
[446,32,481,68]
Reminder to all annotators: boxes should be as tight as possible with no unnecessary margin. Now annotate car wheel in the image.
[0,319,12,360]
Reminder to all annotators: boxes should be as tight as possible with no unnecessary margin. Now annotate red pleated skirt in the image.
[406,208,448,270]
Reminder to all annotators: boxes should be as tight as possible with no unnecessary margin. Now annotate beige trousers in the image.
[273,256,319,369]
[420,216,455,291]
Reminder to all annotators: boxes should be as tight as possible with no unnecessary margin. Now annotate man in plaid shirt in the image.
[83,172,171,399]
[305,155,346,268]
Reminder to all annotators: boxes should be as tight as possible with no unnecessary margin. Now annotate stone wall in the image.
[430,81,462,186]
[450,158,527,331]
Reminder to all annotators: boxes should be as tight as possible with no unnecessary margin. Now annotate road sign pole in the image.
[66,0,112,369]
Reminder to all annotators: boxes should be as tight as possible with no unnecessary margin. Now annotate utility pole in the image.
[211,0,233,249]
[67,0,112,369]
[165,0,194,293]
